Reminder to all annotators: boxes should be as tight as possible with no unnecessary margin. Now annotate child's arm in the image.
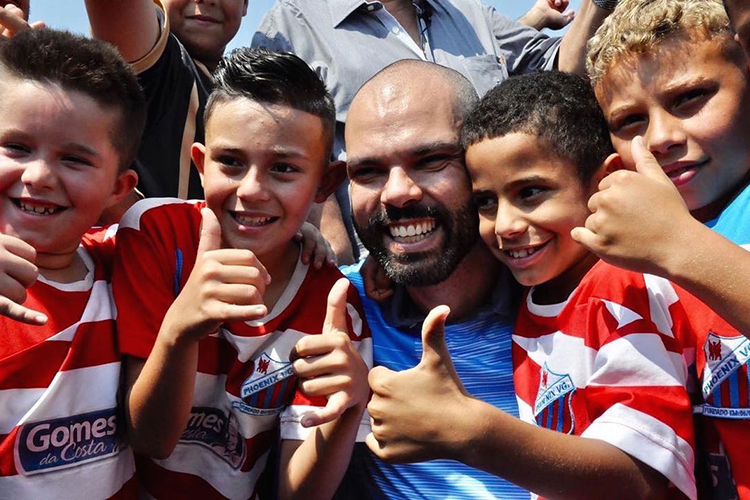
[125,208,270,457]
[84,0,160,63]
[0,233,46,325]
[366,307,680,500]
[519,0,575,31]
[278,279,370,500]
[572,136,750,334]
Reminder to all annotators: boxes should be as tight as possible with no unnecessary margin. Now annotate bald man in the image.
[337,60,525,499]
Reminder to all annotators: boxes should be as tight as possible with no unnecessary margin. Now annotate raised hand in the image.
[522,0,575,31]
[0,5,45,38]
[291,278,369,427]
[295,221,336,269]
[366,305,469,463]
[165,208,271,343]
[571,136,693,276]
[361,255,394,301]
[0,233,46,325]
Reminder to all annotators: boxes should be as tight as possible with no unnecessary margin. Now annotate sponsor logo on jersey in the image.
[181,407,246,469]
[700,332,750,419]
[235,352,296,416]
[534,363,575,434]
[16,408,124,475]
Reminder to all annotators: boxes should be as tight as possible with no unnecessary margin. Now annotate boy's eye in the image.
[217,155,243,168]
[61,154,92,167]
[673,88,710,111]
[611,114,645,133]
[271,162,300,174]
[2,143,30,155]
[519,186,546,200]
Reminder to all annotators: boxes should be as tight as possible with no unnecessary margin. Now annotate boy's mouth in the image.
[186,14,220,24]
[231,211,278,227]
[663,159,708,186]
[387,219,436,244]
[503,240,550,262]
[12,198,66,216]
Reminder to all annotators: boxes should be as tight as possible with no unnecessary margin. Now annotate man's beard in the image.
[354,200,479,287]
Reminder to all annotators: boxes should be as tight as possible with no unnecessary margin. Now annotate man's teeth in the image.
[507,246,542,259]
[389,221,435,239]
[18,202,59,215]
[235,214,273,226]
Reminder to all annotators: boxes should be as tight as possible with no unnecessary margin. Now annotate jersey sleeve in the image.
[579,271,697,500]
[113,200,197,360]
[278,276,373,442]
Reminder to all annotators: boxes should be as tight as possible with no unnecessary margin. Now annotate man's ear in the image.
[315,160,346,203]
[242,0,249,16]
[191,142,207,185]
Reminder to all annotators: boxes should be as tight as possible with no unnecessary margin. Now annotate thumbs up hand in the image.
[164,207,271,343]
[0,233,47,325]
[571,136,694,276]
[291,278,370,427]
[366,306,470,463]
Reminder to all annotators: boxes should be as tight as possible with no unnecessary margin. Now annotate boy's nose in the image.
[494,202,526,240]
[236,169,271,201]
[380,166,422,208]
[20,159,56,190]
[644,113,686,158]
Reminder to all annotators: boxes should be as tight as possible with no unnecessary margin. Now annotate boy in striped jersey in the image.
[113,48,372,500]
[0,29,144,498]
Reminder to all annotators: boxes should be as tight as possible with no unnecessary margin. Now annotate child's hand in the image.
[0,5,44,38]
[366,306,468,463]
[571,136,693,276]
[165,208,271,343]
[295,222,336,269]
[0,233,46,325]
[529,0,575,30]
[291,278,369,427]
[361,255,394,301]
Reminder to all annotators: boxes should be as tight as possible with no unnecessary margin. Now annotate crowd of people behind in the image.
[1,0,749,499]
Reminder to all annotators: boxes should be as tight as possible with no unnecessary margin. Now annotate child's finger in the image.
[297,228,315,265]
[300,392,348,427]
[631,136,673,186]
[365,432,385,455]
[297,374,351,397]
[197,207,223,256]
[291,331,349,359]
[324,278,350,334]
[570,226,604,253]
[0,296,47,325]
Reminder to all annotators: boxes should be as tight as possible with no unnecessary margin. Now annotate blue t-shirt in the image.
[339,262,528,499]
[705,182,750,244]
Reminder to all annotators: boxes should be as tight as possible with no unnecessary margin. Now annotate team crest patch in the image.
[534,363,576,434]
[181,407,246,469]
[233,352,296,417]
[16,408,125,475]
[698,332,750,419]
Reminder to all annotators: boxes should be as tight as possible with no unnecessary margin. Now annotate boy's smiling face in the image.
[595,34,750,221]
[193,98,337,267]
[0,78,133,257]
[467,132,601,303]
[164,0,247,67]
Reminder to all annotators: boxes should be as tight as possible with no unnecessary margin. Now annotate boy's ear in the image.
[315,160,346,203]
[107,168,139,207]
[191,142,207,184]
[589,153,624,190]
[242,0,249,16]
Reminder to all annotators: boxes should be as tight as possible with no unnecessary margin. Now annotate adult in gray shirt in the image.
[252,0,613,259]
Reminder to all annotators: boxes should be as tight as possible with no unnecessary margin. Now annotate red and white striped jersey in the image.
[0,233,136,499]
[113,198,372,500]
[513,261,698,500]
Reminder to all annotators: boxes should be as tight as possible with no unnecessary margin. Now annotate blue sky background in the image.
[28,0,580,52]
